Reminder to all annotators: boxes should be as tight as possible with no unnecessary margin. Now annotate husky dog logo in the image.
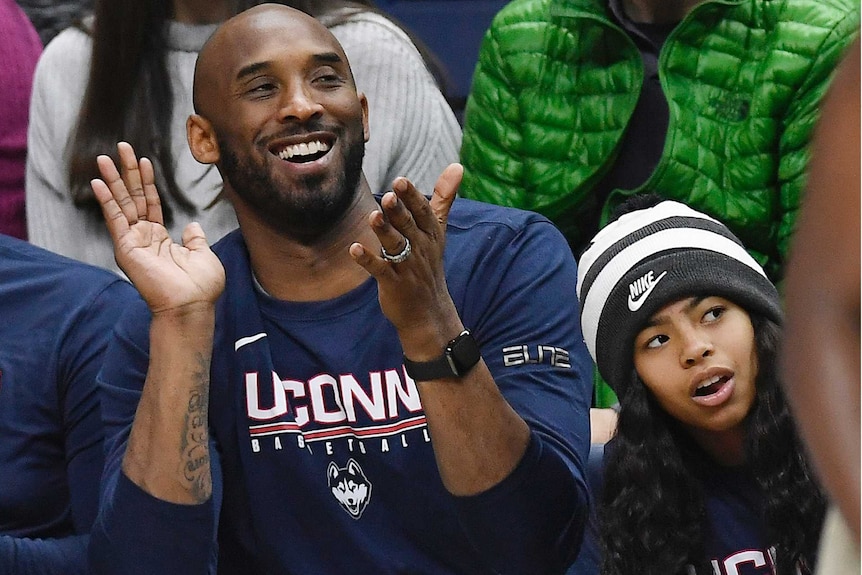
[328,459,372,519]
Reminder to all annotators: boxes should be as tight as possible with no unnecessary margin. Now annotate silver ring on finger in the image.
[381,237,411,264]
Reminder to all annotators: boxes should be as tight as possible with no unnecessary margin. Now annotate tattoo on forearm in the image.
[180,355,212,502]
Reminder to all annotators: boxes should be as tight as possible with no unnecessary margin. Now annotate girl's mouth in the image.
[694,375,729,397]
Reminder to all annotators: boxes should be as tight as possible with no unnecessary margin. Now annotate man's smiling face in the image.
[193,5,370,241]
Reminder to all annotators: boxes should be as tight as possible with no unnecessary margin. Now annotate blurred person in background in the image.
[781,37,860,575]
[1,0,41,239]
[15,0,92,45]
[0,233,136,574]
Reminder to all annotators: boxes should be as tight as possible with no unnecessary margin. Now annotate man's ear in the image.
[358,92,370,143]
[187,114,220,164]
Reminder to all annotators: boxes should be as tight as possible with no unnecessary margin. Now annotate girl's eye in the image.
[646,334,669,349]
[703,306,726,322]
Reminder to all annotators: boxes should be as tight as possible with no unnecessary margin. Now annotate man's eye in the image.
[314,73,345,86]
[248,82,276,94]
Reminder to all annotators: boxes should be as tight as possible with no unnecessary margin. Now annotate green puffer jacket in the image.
[460,0,859,283]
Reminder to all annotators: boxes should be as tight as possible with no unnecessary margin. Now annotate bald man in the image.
[86,5,593,574]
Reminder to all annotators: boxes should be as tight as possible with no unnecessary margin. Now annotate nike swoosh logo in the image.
[627,271,668,312]
[235,332,267,351]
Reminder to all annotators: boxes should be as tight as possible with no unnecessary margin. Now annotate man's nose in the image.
[278,84,324,122]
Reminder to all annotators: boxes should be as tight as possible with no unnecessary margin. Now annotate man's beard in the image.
[219,131,365,243]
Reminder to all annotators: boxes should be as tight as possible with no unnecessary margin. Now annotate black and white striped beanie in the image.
[576,200,782,397]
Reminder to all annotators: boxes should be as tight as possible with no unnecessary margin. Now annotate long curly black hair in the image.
[599,314,826,575]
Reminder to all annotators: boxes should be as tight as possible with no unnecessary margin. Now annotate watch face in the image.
[403,330,481,381]
[449,331,481,374]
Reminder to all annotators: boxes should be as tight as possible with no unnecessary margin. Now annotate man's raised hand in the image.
[349,163,463,339]
[90,142,225,314]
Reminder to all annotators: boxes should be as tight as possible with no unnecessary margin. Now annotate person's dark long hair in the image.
[67,0,451,224]
[599,314,826,575]
[68,0,219,223]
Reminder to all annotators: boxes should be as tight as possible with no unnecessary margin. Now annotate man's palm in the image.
[91,142,225,313]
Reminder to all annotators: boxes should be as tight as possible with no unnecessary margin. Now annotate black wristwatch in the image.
[403,329,481,381]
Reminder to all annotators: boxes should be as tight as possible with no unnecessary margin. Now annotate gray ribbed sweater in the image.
[26,13,461,274]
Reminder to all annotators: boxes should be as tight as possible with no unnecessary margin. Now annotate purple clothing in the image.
[0,0,41,240]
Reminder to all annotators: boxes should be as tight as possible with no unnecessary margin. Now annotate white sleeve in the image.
[26,28,120,272]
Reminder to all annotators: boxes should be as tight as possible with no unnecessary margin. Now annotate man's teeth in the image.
[697,375,722,390]
[278,140,330,160]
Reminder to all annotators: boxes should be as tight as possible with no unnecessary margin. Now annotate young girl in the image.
[576,197,825,575]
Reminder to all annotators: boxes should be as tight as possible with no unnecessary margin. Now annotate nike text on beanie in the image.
[575,200,782,398]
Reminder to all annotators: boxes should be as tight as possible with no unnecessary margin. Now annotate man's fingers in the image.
[357,166,462,279]
[366,207,417,272]
[388,163,461,235]
[390,176,434,235]
[117,142,147,219]
[181,222,210,251]
[348,241,393,279]
[140,157,165,225]
[429,163,462,230]
[378,191,418,248]
[96,154,138,224]
[91,177,131,241]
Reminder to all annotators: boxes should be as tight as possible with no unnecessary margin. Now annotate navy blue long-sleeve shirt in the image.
[90,198,594,574]
[0,234,136,575]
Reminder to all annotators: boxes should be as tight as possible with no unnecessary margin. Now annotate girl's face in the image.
[633,296,758,461]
